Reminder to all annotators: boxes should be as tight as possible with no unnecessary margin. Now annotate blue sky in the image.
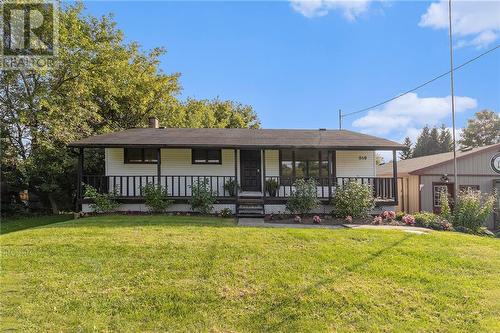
[83,0,500,154]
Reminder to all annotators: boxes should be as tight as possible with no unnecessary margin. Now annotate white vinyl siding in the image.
[336,151,376,177]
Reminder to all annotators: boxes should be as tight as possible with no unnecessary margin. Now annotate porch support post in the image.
[262,149,266,199]
[393,149,398,205]
[327,150,332,199]
[157,148,161,187]
[76,147,84,212]
[234,149,238,199]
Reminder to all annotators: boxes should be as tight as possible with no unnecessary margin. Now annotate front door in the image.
[240,150,261,192]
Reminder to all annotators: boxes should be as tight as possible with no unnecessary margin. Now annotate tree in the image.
[459,110,500,148]
[0,4,259,214]
[438,124,453,152]
[375,153,385,165]
[412,125,453,158]
[399,137,413,160]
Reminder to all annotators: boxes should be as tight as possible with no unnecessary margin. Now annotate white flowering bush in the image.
[331,181,374,218]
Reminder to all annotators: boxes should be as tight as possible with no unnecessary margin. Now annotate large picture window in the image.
[192,149,222,164]
[280,149,329,179]
[124,148,158,164]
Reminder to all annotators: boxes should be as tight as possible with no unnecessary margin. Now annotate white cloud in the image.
[419,0,500,48]
[290,0,372,20]
[352,92,477,135]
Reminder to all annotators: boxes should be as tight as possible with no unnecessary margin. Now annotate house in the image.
[69,117,403,217]
[377,143,500,229]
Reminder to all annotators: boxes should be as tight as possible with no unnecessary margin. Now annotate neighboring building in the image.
[377,143,500,229]
[69,118,403,217]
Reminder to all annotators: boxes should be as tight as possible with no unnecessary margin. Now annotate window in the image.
[280,149,330,179]
[124,148,158,164]
[192,149,221,164]
[459,185,480,192]
[433,185,448,207]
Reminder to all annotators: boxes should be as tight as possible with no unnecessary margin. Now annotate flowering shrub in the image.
[452,189,495,231]
[382,211,396,220]
[313,215,321,224]
[331,181,374,218]
[345,215,353,223]
[286,179,320,215]
[372,216,383,225]
[294,215,302,223]
[440,220,453,231]
[190,179,216,215]
[142,183,173,213]
[396,211,405,221]
[84,185,119,213]
[402,214,415,226]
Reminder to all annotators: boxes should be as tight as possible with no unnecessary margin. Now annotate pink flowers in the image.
[345,215,353,223]
[382,211,396,220]
[313,215,321,224]
[402,214,415,226]
[372,216,383,225]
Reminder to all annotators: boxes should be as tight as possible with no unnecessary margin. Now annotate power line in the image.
[341,44,500,118]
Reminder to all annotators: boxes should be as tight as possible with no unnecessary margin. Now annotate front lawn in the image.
[1,215,499,332]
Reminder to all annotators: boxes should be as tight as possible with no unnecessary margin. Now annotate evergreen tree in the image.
[399,137,413,160]
[412,126,431,158]
[438,124,453,152]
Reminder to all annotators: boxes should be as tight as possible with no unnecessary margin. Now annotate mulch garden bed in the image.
[264,214,373,226]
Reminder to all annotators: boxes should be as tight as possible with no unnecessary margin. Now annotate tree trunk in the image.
[47,193,59,214]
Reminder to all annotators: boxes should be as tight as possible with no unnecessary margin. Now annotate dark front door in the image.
[240,150,261,191]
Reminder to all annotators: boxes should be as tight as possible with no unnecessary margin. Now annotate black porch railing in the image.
[82,175,236,198]
[264,176,397,201]
[81,175,397,202]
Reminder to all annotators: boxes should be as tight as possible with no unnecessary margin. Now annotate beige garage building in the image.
[378,143,500,229]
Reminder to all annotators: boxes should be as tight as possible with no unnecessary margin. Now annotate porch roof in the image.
[68,128,403,150]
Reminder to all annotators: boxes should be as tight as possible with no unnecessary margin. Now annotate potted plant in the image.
[265,179,279,197]
[223,179,239,197]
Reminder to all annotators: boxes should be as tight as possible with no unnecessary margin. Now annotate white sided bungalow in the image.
[69,118,403,217]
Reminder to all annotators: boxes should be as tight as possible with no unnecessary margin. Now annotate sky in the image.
[82,0,500,160]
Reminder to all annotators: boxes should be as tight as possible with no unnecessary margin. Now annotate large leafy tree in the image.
[0,4,259,213]
[459,110,500,148]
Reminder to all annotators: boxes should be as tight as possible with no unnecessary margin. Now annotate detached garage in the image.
[378,143,500,230]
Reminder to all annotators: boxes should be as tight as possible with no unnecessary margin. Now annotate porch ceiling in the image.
[69,128,403,150]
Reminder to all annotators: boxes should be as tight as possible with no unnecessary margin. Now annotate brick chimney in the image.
[148,117,159,129]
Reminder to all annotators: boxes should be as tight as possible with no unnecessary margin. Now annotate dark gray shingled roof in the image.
[68,128,403,150]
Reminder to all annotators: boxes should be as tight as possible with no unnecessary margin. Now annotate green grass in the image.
[1,215,499,332]
[1,214,73,234]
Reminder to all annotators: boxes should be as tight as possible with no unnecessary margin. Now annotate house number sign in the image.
[491,152,500,174]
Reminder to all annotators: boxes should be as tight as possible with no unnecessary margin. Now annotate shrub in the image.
[142,183,172,213]
[331,181,374,218]
[190,179,217,215]
[439,190,452,222]
[84,184,119,213]
[452,189,495,231]
[218,208,233,217]
[223,179,239,197]
[396,211,405,221]
[382,210,396,221]
[413,212,441,229]
[372,216,382,225]
[265,179,280,197]
[313,215,321,224]
[402,214,415,226]
[286,178,320,215]
[294,215,302,223]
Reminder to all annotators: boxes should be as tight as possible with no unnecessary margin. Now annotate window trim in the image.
[279,149,329,178]
[124,148,159,164]
[191,149,222,165]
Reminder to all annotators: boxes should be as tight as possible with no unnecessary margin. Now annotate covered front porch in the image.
[77,147,399,207]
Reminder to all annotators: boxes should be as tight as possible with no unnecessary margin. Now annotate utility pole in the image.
[448,0,458,202]
[338,109,342,130]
